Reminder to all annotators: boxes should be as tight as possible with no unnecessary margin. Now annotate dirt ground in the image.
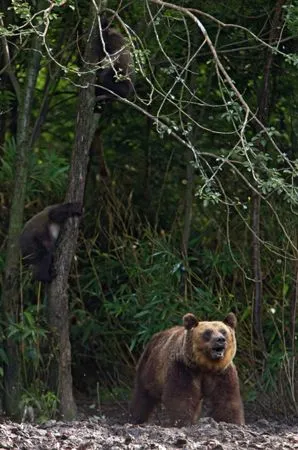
[0,402,297,450]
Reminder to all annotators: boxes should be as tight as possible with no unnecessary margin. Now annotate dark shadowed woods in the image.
[0,0,297,427]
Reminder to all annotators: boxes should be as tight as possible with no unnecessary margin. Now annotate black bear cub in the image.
[20,202,82,282]
[94,16,134,101]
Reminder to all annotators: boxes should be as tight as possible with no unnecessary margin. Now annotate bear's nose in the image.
[215,336,226,345]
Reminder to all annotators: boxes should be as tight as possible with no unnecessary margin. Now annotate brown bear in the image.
[130,312,244,426]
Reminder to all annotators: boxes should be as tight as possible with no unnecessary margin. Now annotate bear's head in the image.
[182,312,237,372]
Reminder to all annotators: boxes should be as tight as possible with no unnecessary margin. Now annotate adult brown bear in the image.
[130,312,244,426]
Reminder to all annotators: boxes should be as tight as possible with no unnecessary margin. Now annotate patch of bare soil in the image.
[0,414,297,450]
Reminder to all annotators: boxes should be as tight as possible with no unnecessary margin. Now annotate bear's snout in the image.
[210,335,227,360]
[214,336,226,346]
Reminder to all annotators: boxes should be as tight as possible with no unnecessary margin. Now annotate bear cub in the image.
[130,312,244,426]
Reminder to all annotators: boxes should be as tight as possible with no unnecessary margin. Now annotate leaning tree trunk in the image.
[251,0,286,350]
[47,2,100,420]
[1,26,43,416]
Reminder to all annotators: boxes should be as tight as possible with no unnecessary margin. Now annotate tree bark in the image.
[251,191,264,347]
[47,4,100,420]
[181,27,212,297]
[252,0,286,349]
[181,146,195,260]
[290,238,298,405]
[1,30,43,416]
[181,29,200,261]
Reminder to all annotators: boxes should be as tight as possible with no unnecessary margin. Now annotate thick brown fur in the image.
[20,202,82,282]
[130,312,244,426]
[95,16,134,101]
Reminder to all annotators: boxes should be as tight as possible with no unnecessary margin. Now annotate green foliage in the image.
[6,304,50,387]
[0,137,69,205]
[7,310,47,347]
[10,1,31,20]
[0,90,15,113]
[4,304,60,420]
[0,329,8,384]
[284,0,298,35]
[104,234,187,348]
[20,386,59,423]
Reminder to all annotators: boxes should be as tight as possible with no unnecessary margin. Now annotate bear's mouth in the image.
[210,345,226,360]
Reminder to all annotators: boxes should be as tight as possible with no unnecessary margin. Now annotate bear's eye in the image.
[202,329,212,341]
[219,328,227,336]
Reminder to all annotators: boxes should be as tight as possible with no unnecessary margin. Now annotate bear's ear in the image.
[223,312,237,329]
[183,313,198,330]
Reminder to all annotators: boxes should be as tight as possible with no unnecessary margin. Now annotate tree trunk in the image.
[251,191,264,348]
[47,4,100,420]
[251,0,286,349]
[181,35,198,261]
[181,146,195,260]
[1,31,43,417]
[181,27,211,297]
[290,238,298,407]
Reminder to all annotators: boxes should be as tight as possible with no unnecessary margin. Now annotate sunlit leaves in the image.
[9,0,31,20]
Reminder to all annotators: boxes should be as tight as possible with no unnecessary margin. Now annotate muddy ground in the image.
[0,403,297,450]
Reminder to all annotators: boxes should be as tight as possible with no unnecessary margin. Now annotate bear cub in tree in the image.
[20,202,82,283]
[95,16,134,101]
[130,312,244,426]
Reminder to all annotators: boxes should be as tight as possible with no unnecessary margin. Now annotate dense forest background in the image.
[0,0,297,421]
